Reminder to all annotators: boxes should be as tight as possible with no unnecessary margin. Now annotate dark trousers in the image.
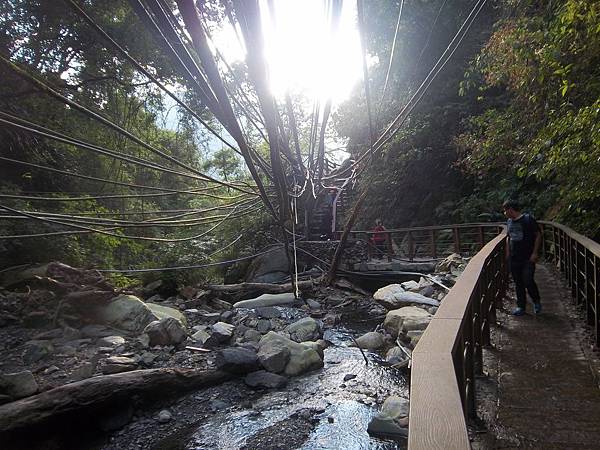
[510,260,541,308]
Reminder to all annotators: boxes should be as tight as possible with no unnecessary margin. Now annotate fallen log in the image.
[206,279,314,294]
[0,368,233,437]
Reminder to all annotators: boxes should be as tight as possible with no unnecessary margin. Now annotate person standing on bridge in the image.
[503,199,542,316]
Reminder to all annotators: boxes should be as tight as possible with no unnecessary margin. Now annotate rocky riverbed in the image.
[0,253,468,449]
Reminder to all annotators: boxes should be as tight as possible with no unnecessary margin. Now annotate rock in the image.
[354,332,384,350]
[146,294,163,303]
[428,306,438,315]
[94,294,156,333]
[245,245,290,282]
[233,293,296,309]
[285,317,321,343]
[198,312,221,323]
[0,370,38,399]
[179,286,197,300]
[144,318,187,347]
[374,285,440,310]
[367,395,409,439]
[400,280,420,291]
[436,253,466,272]
[191,329,219,348]
[211,322,235,342]
[22,311,49,328]
[257,339,291,373]
[44,365,60,375]
[302,340,326,359]
[407,330,424,347]
[255,306,281,319]
[62,326,82,341]
[209,298,233,311]
[140,352,157,366]
[157,410,172,423]
[81,324,115,338]
[72,362,95,380]
[383,306,432,336]
[146,303,187,327]
[220,310,234,322]
[97,336,126,347]
[22,340,54,364]
[343,373,357,382]
[401,317,431,333]
[101,356,137,374]
[242,329,262,343]
[143,279,163,294]
[386,347,408,365]
[216,347,260,374]
[244,370,288,389]
[419,285,435,298]
[306,299,321,310]
[256,319,272,333]
[258,332,323,377]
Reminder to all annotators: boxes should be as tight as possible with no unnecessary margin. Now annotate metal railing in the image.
[343,223,504,261]
[540,221,600,346]
[408,229,508,450]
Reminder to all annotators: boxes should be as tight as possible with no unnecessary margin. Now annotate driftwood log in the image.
[0,368,233,438]
[206,279,314,294]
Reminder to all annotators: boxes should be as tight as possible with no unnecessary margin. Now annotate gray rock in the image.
[101,356,137,374]
[216,347,260,374]
[244,370,288,389]
[32,329,63,340]
[198,312,222,323]
[367,395,409,439]
[419,286,435,298]
[233,293,296,309]
[157,410,172,423]
[343,373,357,382]
[245,245,290,282]
[306,299,321,310]
[146,303,187,327]
[220,310,234,322]
[95,294,156,333]
[354,332,384,350]
[386,347,408,365]
[0,370,38,399]
[62,326,82,341]
[22,340,53,364]
[256,319,272,333]
[140,352,157,366]
[285,317,321,343]
[146,294,163,303]
[144,317,187,347]
[44,365,60,375]
[97,336,126,347]
[191,328,219,348]
[258,332,323,377]
[211,322,235,343]
[72,362,95,380]
[383,307,432,336]
[81,324,115,338]
[257,339,291,373]
[242,329,262,343]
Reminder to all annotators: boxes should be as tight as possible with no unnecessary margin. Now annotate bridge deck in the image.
[477,263,600,449]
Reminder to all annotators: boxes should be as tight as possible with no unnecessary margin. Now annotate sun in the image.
[214,0,364,104]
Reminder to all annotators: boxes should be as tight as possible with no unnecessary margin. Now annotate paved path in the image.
[486,263,600,449]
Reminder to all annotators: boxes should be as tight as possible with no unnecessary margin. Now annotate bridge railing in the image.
[342,223,504,261]
[540,221,600,346]
[408,229,508,450]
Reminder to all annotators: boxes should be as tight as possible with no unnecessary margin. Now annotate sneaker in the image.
[534,303,542,314]
[511,307,525,316]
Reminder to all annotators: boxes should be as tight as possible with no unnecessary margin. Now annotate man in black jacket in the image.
[503,199,542,316]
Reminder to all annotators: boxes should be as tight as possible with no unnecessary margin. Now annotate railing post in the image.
[594,255,599,347]
[478,226,484,250]
[430,229,437,259]
[453,227,461,254]
[386,232,393,262]
[408,231,414,261]
[541,223,546,259]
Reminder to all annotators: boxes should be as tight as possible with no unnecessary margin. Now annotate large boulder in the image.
[374,285,439,310]
[285,317,321,343]
[245,245,290,282]
[0,371,38,401]
[258,332,323,377]
[436,253,467,273]
[257,338,291,373]
[146,303,187,327]
[216,347,261,374]
[211,322,235,343]
[95,294,156,333]
[367,395,409,439]
[384,306,432,336]
[143,317,187,347]
[354,332,384,350]
[233,293,296,309]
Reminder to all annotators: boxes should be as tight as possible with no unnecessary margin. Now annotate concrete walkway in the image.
[479,263,600,449]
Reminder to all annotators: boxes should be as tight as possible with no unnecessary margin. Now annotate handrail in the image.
[540,221,600,345]
[408,230,508,449]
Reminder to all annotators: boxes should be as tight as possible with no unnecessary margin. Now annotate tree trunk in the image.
[206,279,314,294]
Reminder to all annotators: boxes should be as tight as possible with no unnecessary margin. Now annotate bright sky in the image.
[213,0,364,104]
